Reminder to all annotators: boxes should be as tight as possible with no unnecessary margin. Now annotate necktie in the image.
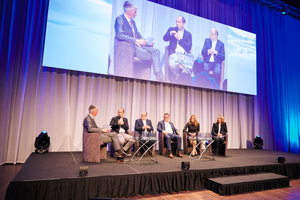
[130,20,142,48]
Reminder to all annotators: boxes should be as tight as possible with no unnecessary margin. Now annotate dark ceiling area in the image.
[280,0,300,10]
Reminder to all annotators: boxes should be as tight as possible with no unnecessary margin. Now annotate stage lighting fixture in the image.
[254,135,263,149]
[34,131,50,153]
[79,166,88,177]
[277,157,285,163]
[181,161,190,170]
[281,8,286,15]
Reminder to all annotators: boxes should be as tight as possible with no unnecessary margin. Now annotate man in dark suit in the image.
[157,113,183,158]
[163,15,193,83]
[83,105,126,162]
[110,108,135,154]
[134,112,155,154]
[201,28,225,87]
[211,115,228,155]
[114,1,164,81]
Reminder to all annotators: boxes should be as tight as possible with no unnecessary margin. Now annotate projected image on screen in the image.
[43,0,256,95]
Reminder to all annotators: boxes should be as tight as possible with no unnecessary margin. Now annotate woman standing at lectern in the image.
[211,115,228,155]
[183,115,200,156]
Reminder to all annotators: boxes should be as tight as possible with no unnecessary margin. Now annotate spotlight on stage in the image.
[34,131,50,153]
[277,157,285,163]
[281,8,286,15]
[79,166,88,177]
[181,161,190,170]
[254,135,263,149]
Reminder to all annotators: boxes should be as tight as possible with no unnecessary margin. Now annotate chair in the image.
[159,131,177,155]
[183,131,203,155]
[164,46,171,82]
[110,131,133,157]
[134,131,156,156]
[82,131,107,163]
[209,134,228,156]
[111,38,151,79]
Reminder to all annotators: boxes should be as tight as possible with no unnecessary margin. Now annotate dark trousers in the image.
[164,133,182,151]
[212,136,225,154]
[204,62,221,87]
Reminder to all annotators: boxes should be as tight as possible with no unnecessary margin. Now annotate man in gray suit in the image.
[157,113,183,158]
[83,105,129,162]
[114,1,164,81]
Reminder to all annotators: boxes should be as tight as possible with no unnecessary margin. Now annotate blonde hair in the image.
[189,115,199,126]
[216,115,225,124]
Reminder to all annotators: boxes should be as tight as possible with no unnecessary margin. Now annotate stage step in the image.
[206,172,289,196]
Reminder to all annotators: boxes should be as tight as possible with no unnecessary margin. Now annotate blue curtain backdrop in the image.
[0,0,299,158]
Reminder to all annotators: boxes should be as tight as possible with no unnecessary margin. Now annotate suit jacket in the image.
[83,115,102,133]
[211,122,228,137]
[114,14,144,44]
[134,119,154,135]
[201,38,225,64]
[110,116,129,134]
[157,120,178,134]
[163,27,192,56]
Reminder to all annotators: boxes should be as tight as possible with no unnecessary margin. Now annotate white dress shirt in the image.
[209,40,217,62]
[119,118,125,133]
[164,121,173,134]
[174,29,185,53]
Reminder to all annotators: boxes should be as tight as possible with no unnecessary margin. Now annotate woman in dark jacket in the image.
[211,115,228,155]
[183,115,200,156]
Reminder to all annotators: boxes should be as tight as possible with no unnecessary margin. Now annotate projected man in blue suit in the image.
[163,16,193,83]
[114,1,164,81]
[201,28,225,87]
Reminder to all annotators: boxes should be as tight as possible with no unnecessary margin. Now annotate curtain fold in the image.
[1,0,299,164]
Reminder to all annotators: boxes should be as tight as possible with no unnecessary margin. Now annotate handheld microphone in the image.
[117,116,120,119]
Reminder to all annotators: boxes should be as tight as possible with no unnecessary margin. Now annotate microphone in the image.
[117,116,120,119]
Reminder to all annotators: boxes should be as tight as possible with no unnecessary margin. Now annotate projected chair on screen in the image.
[113,40,152,80]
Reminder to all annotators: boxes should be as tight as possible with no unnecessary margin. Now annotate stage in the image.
[5,149,300,200]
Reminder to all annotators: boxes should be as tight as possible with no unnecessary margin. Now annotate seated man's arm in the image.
[157,121,163,133]
[109,117,119,130]
[149,120,154,132]
[134,120,143,132]
[84,118,102,133]
[201,39,211,60]
[171,123,180,135]
[114,16,136,44]
[215,41,225,62]
[178,31,192,52]
[163,27,173,42]
[122,118,129,132]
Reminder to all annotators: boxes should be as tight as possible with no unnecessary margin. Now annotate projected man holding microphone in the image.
[163,15,193,83]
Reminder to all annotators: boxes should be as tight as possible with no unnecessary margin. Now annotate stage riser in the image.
[206,173,290,196]
[5,164,299,200]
